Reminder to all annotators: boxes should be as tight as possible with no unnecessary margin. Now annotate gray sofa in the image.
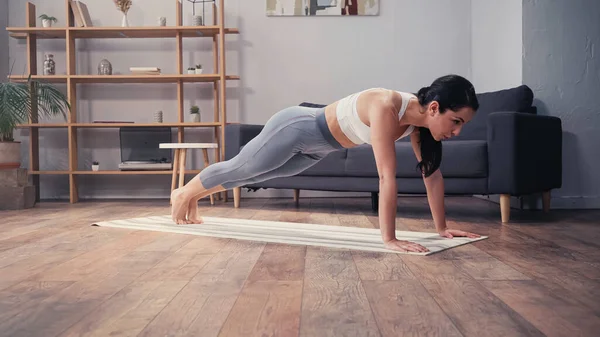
[224,85,563,222]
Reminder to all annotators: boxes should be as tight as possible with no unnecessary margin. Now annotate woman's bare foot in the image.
[170,188,192,225]
[186,197,203,224]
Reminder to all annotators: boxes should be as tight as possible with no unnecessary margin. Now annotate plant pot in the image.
[92,164,99,171]
[0,142,21,169]
[191,113,201,123]
[42,19,52,27]
[187,69,195,74]
[195,68,203,74]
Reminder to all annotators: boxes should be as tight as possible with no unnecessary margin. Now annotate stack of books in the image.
[130,67,161,75]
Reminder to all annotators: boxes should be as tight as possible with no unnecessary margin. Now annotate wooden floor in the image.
[0,196,599,337]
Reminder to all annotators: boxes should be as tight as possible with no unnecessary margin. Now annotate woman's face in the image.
[427,102,476,141]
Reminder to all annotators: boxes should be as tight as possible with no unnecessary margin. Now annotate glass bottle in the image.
[43,54,55,75]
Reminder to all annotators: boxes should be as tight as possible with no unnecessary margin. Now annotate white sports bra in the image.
[335,88,416,145]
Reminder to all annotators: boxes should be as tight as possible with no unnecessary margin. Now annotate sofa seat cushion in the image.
[344,141,488,178]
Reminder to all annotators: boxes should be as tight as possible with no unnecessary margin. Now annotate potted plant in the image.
[39,14,57,27]
[195,64,203,74]
[187,67,195,74]
[0,75,70,169]
[92,161,99,171]
[190,105,200,122]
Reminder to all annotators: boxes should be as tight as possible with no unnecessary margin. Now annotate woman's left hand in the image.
[439,228,481,239]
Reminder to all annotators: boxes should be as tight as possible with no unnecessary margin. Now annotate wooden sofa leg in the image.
[293,189,299,204]
[371,192,378,212]
[233,187,241,208]
[542,190,551,212]
[500,194,510,223]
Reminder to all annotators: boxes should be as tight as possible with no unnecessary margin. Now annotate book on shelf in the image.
[69,0,93,27]
[93,120,135,123]
[130,67,161,75]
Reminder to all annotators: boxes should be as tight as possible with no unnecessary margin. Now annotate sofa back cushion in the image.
[449,84,535,141]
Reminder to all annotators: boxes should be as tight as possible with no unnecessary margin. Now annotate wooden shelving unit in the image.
[6,0,238,203]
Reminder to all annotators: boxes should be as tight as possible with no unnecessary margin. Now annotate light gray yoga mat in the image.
[91,215,487,256]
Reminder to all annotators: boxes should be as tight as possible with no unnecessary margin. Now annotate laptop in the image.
[118,126,173,171]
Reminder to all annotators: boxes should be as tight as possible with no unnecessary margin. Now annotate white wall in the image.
[1,0,8,81]
[8,0,473,200]
[523,0,600,209]
[471,0,522,92]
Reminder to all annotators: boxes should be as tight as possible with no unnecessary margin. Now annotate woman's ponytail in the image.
[414,75,479,177]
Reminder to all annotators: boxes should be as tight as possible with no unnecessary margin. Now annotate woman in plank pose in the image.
[170,74,481,253]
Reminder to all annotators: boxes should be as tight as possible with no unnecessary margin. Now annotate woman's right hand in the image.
[384,238,430,253]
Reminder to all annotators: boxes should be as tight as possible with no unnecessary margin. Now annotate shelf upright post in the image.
[66,0,79,202]
[26,2,41,202]
[218,0,227,201]
[176,0,185,143]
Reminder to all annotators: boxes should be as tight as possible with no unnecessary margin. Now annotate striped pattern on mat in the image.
[91,215,487,256]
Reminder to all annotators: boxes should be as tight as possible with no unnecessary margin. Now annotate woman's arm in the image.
[370,99,429,253]
[409,131,447,233]
[410,131,481,239]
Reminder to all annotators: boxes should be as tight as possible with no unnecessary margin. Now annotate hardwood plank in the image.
[247,243,306,282]
[137,236,228,282]
[32,231,160,282]
[0,251,167,337]
[401,255,546,337]
[481,280,600,337]
[78,280,188,337]
[218,280,303,337]
[137,240,265,336]
[300,278,380,337]
[363,280,463,337]
[352,251,414,281]
[58,280,166,337]
[301,246,380,337]
[304,246,361,280]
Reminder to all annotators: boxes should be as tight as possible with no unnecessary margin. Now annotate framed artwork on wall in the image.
[267,0,379,16]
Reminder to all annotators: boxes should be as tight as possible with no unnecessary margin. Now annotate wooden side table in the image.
[160,143,219,205]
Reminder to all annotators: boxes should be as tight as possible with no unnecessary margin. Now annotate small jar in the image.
[43,54,55,75]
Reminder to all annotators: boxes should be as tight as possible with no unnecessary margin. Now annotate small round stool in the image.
[160,142,219,204]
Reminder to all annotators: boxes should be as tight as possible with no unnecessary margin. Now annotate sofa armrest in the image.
[224,124,264,160]
[487,111,562,195]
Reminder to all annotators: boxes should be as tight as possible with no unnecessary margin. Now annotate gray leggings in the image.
[199,105,344,190]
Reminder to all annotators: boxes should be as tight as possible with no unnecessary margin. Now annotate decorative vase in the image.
[42,19,52,27]
[98,59,112,75]
[0,142,21,169]
[121,12,129,27]
[43,54,55,75]
[192,15,202,26]
[158,16,166,26]
[191,113,201,123]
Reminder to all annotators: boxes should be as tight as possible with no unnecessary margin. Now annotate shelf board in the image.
[7,27,67,39]
[29,171,70,175]
[74,122,221,128]
[73,170,201,175]
[17,122,221,128]
[70,74,239,84]
[29,170,202,175]
[7,26,240,40]
[8,75,239,84]
[8,75,68,83]
[16,123,69,128]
